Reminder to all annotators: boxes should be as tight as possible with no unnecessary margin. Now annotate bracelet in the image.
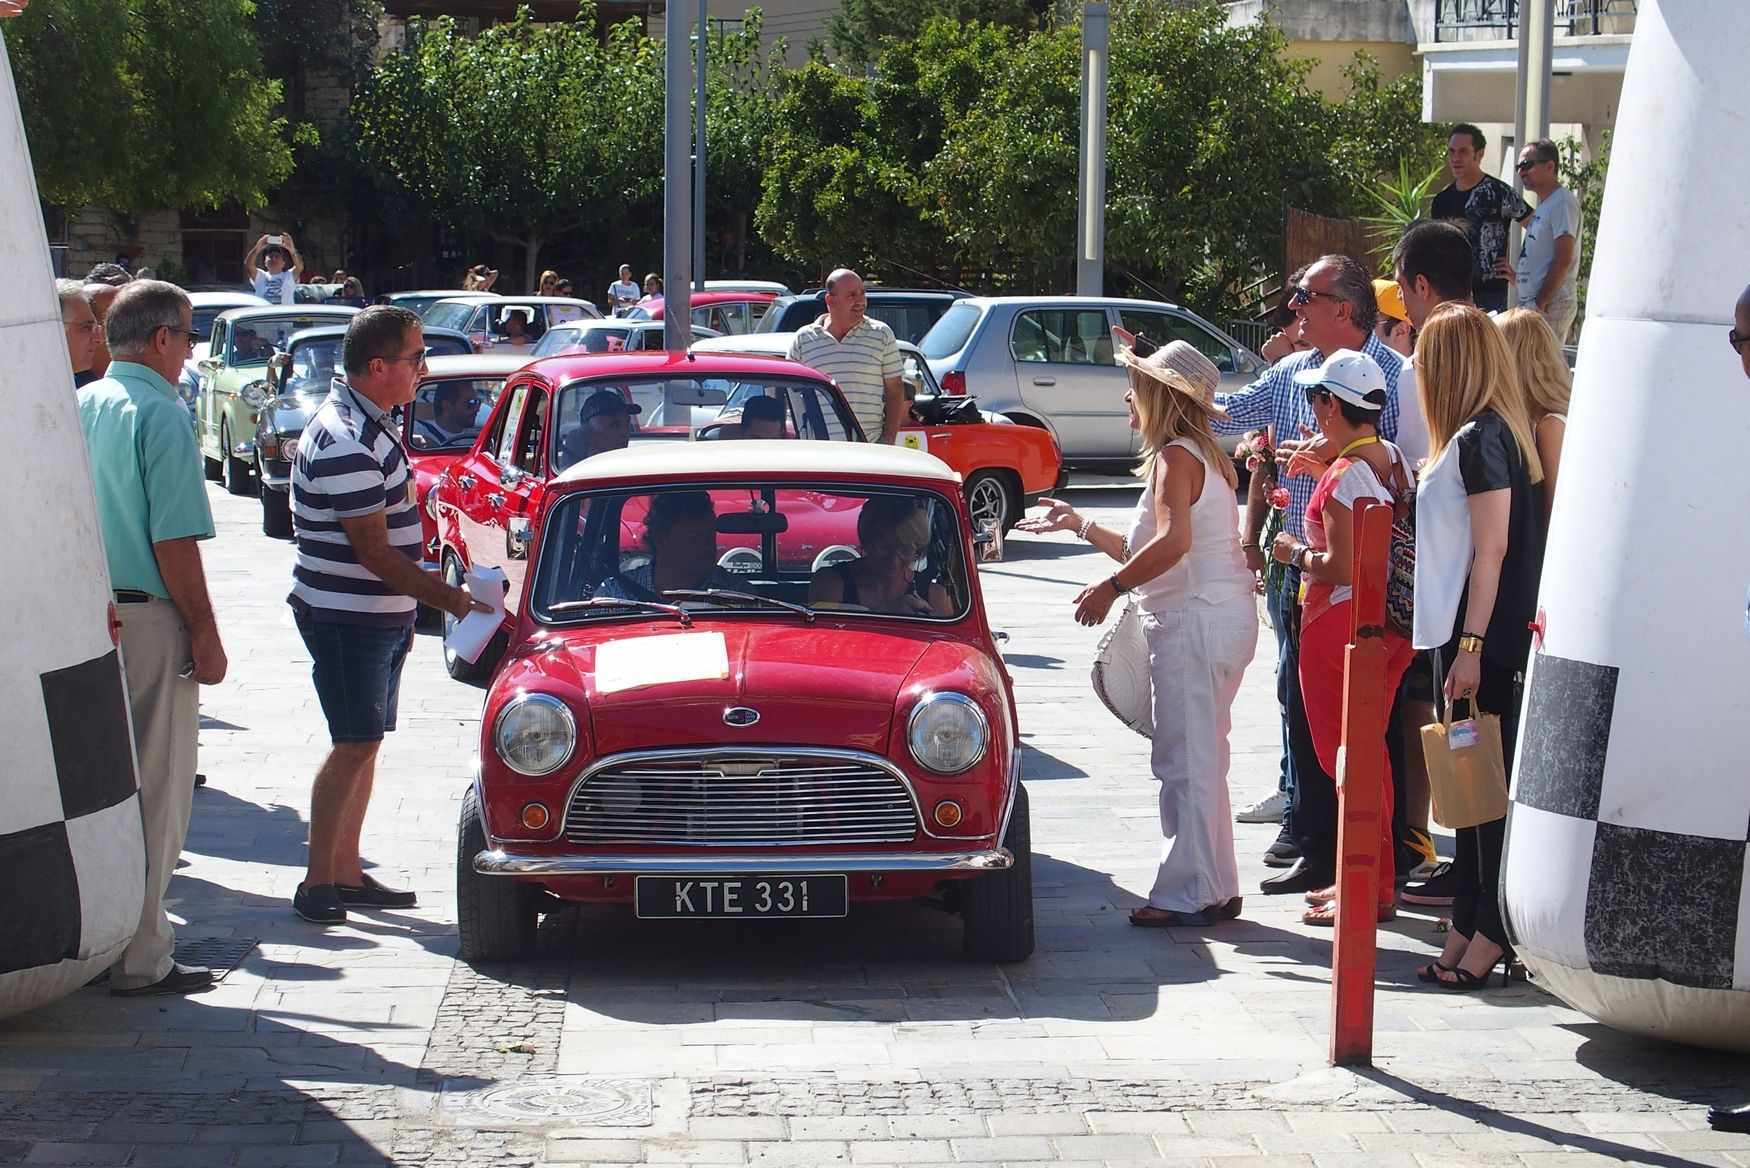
[1108,573,1130,595]
[1457,633,1486,655]
[1241,542,1261,552]
[1076,516,1094,540]
[1296,545,1311,572]
[1120,535,1130,560]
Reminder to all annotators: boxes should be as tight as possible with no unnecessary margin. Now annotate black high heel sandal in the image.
[1416,961,1454,984]
[1436,951,1523,990]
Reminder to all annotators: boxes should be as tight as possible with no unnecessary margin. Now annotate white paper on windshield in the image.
[595,631,729,695]
[442,565,508,664]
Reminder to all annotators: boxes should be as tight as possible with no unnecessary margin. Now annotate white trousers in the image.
[112,598,199,989]
[1143,597,1257,912]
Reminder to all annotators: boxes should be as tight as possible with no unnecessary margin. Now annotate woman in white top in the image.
[1495,308,1571,522]
[1271,350,1415,926]
[1018,339,1256,927]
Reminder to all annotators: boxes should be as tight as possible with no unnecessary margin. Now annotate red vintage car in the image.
[430,351,1061,679]
[456,441,1033,963]
[629,290,778,335]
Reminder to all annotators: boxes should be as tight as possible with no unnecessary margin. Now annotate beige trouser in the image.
[111,597,199,989]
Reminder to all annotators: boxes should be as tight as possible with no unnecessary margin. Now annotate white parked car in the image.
[918,296,1262,461]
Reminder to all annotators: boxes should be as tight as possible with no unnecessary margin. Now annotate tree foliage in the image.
[827,0,1059,68]
[6,0,293,214]
[349,4,663,289]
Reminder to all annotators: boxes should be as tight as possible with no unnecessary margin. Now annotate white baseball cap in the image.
[1293,349,1388,411]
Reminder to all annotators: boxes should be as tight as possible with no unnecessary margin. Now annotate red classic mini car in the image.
[456,442,1033,964]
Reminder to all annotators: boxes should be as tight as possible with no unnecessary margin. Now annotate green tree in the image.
[7,0,293,215]
[828,0,1058,67]
[703,12,786,275]
[349,5,664,290]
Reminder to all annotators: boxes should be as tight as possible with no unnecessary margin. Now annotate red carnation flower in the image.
[1269,487,1291,510]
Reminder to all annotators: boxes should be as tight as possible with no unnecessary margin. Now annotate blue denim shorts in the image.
[293,608,415,744]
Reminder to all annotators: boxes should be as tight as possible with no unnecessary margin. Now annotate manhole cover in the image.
[172,937,257,982]
[438,1077,653,1128]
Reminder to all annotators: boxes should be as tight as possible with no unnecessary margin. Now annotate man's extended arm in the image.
[284,233,305,280]
[1211,365,1283,436]
[243,235,266,280]
[337,508,483,619]
[154,538,227,685]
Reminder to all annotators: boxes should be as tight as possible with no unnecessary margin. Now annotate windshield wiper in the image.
[663,589,816,623]
[547,597,692,626]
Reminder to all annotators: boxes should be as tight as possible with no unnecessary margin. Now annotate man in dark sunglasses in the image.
[1733,285,1750,378]
[1513,139,1581,343]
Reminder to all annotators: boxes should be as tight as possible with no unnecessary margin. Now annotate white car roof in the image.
[691,331,924,359]
[215,304,360,324]
[417,291,499,301]
[553,440,960,487]
[189,291,267,308]
[421,354,532,379]
[957,295,1190,312]
[704,280,791,295]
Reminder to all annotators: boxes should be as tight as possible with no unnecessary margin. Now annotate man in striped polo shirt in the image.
[288,306,489,925]
[786,268,904,443]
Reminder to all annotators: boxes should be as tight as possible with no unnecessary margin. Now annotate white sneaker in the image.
[1235,790,1288,824]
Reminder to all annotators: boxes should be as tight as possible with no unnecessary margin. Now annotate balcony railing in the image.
[1433,0,1638,43]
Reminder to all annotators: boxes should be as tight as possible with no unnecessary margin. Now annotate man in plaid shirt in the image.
[1211,255,1404,895]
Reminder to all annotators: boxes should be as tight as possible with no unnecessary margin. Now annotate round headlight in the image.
[494,694,576,776]
[907,692,989,775]
[282,436,299,463]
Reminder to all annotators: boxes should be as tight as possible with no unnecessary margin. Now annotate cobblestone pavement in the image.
[2,479,1743,1167]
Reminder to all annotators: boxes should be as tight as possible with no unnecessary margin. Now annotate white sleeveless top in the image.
[1125,438,1254,614]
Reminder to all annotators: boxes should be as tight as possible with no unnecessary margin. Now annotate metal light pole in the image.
[1074,2,1108,296]
[1510,0,1554,259]
[662,2,693,351]
[693,0,707,292]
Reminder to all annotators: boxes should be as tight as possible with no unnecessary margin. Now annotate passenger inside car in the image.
[807,495,953,616]
[555,388,640,470]
[499,309,535,349]
[412,382,481,449]
[596,490,739,601]
[733,394,786,439]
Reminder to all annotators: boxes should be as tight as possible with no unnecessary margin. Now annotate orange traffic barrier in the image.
[1329,500,1393,1067]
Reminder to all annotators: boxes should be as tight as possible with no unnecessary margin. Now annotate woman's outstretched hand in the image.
[1015,496,1080,535]
[1073,578,1118,626]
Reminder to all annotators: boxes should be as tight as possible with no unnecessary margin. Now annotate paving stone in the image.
[744,1142,848,1166]
[945,1137,1054,1161]
[845,1139,952,1163]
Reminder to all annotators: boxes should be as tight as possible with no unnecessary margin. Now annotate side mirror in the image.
[198,358,220,376]
[501,465,525,487]
[240,381,270,409]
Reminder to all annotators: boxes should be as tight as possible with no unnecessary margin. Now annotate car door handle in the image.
[486,493,505,508]
[457,474,477,489]
[1031,376,1056,386]
[929,431,951,441]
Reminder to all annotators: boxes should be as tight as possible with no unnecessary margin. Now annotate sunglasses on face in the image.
[380,347,433,366]
[1730,329,1749,354]
[1514,158,1551,172]
[159,325,200,348]
[1288,286,1338,308]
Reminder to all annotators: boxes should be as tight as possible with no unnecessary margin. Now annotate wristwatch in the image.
[1108,574,1130,595]
[1457,633,1486,655]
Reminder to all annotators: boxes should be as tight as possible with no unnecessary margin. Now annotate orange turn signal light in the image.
[520,802,551,831]
[933,800,963,828]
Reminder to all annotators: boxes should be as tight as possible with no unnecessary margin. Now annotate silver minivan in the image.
[919,296,1262,461]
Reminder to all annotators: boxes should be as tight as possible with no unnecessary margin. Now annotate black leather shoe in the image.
[1260,858,1335,895]
[1262,824,1301,867]
[294,882,349,924]
[1709,1105,1750,1133]
[337,873,418,909]
[111,963,215,997]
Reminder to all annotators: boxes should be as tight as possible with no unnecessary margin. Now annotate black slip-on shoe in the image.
[336,873,418,909]
[1401,861,1458,907]
[1260,858,1335,895]
[111,963,215,997]
[294,882,349,924]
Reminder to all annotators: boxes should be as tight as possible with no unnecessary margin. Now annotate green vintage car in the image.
[196,304,360,494]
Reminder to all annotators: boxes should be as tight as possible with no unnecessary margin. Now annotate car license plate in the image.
[634,875,847,919]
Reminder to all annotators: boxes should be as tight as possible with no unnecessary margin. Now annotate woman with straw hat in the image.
[1018,337,1257,926]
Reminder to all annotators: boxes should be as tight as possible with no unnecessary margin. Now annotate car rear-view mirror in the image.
[664,382,727,408]
[717,511,788,535]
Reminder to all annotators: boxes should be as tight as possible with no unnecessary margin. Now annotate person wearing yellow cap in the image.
[1372,278,1415,358]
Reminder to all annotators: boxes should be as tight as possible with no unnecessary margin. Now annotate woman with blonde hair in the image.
[538,269,560,297]
[1411,302,1544,990]
[1019,338,1257,926]
[1495,307,1571,520]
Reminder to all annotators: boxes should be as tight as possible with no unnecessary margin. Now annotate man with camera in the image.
[245,232,304,305]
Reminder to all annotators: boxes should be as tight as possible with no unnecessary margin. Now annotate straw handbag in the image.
[1091,598,1153,738]
[1421,697,1510,829]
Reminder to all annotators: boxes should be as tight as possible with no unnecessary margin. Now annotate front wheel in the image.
[961,782,1034,963]
[222,422,254,496]
[456,785,537,962]
[964,470,1019,534]
[260,482,292,539]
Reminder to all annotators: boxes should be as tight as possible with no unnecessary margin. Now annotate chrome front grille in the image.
[564,751,919,847]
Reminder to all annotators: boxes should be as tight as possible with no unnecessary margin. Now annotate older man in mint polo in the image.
[79,280,230,997]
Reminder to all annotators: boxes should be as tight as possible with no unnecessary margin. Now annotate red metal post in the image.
[1329,500,1393,1066]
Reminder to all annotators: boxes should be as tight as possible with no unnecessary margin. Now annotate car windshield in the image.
[281,338,342,393]
[424,302,479,332]
[401,294,458,317]
[193,304,245,338]
[918,301,982,359]
[423,332,473,358]
[405,377,504,452]
[530,483,969,624]
[533,324,638,357]
[711,379,861,443]
[227,317,336,365]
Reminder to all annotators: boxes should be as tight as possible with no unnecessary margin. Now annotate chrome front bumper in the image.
[473,848,1013,877]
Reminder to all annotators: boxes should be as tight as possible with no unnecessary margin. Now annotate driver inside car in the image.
[732,394,786,440]
[808,495,952,616]
[556,388,639,470]
[596,490,740,601]
[413,381,479,449]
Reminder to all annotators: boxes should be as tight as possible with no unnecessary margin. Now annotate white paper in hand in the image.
[443,565,507,664]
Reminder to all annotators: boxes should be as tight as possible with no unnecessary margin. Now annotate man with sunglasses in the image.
[1213,255,1404,892]
[288,306,489,926]
[1512,139,1582,343]
[79,281,228,995]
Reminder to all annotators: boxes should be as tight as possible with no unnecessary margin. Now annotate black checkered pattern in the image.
[0,650,140,977]
[1509,651,1748,992]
